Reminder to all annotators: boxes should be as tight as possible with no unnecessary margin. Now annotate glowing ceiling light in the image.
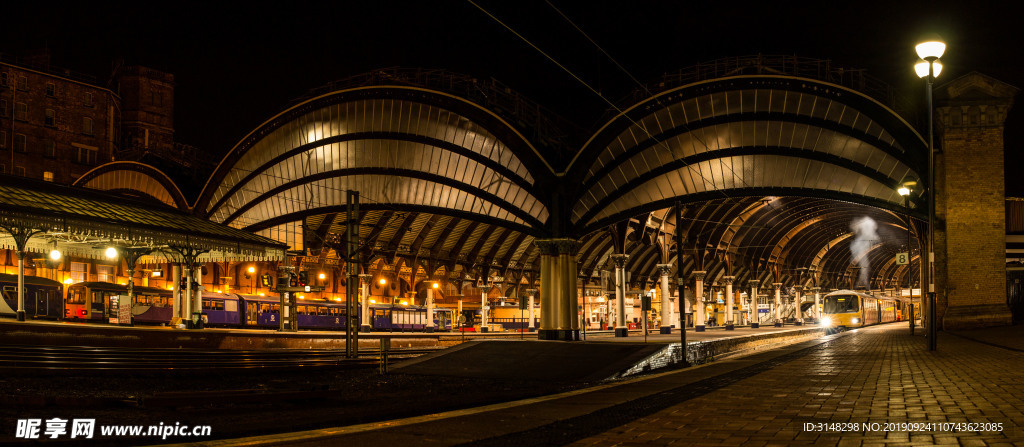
[248,266,256,274]
[105,247,118,259]
[318,272,326,280]
[49,249,62,261]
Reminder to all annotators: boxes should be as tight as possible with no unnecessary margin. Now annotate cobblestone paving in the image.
[571,324,1024,446]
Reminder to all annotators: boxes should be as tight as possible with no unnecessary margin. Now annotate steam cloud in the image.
[849,217,878,288]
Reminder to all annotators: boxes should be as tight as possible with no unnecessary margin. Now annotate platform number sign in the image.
[896,252,910,265]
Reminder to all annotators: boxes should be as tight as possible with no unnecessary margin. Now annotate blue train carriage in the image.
[0,273,63,319]
[198,292,243,326]
[130,285,174,324]
[368,303,454,331]
[820,289,901,332]
[234,294,349,330]
[294,298,348,329]
[236,294,282,328]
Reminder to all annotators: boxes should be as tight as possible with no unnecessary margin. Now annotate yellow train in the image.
[820,289,917,332]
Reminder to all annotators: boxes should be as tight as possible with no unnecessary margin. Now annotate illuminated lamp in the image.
[318,272,326,280]
[379,278,387,285]
[63,278,73,285]
[105,247,118,259]
[400,300,409,306]
[49,249,61,261]
[432,282,439,289]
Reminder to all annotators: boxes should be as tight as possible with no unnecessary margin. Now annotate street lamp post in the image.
[916,37,944,351]
[898,186,915,335]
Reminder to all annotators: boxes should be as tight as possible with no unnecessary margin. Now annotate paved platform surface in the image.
[200,322,1024,446]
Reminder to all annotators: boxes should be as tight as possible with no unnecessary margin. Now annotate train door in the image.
[35,288,48,318]
[246,301,259,325]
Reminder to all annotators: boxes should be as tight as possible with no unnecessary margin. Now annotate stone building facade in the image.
[0,53,174,185]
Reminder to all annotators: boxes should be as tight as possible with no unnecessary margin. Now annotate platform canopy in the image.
[0,175,286,263]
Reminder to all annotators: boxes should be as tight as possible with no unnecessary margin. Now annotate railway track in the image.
[0,344,440,373]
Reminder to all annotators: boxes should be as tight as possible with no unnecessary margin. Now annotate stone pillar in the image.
[182,265,192,319]
[793,285,804,326]
[722,276,735,330]
[526,288,537,331]
[193,267,203,325]
[536,238,582,340]
[426,282,436,333]
[480,281,489,333]
[16,252,25,321]
[748,280,760,328]
[934,73,1017,329]
[694,271,707,332]
[359,274,371,331]
[813,287,821,320]
[172,264,182,322]
[773,283,783,327]
[657,264,673,333]
[610,254,629,337]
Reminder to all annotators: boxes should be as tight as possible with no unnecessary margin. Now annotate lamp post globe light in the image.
[915,36,943,351]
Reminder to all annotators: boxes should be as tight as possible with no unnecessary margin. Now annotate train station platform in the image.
[197,322,1024,446]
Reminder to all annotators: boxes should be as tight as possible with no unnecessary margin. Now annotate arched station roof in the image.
[74,161,190,210]
[198,58,930,291]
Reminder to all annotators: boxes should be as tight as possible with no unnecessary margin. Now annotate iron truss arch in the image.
[568,75,928,235]
[74,161,190,211]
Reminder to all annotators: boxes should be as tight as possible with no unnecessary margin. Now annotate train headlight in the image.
[851,318,860,324]
[821,316,833,327]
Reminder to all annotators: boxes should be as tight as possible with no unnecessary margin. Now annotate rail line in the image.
[0,344,439,373]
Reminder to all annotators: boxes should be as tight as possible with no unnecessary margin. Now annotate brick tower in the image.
[934,72,1018,329]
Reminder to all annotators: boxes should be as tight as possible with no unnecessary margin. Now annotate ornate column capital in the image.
[535,238,581,256]
[693,270,707,281]
[525,288,538,296]
[747,279,760,287]
[812,287,821,292]
[656,264,673,277]
[793,285,803,293]
[722,276,735,285]
[773,282,783,290]
[358,273,372,284]
[609,254,630,268]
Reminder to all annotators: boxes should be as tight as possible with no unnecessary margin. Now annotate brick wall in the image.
[934,72,1017,329]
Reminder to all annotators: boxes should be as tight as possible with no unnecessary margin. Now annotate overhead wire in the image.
[468,0,756,200]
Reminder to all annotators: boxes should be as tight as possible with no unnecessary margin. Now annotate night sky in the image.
[5,1,1024,193]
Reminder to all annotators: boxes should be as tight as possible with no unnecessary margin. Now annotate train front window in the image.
[824,296,860,313]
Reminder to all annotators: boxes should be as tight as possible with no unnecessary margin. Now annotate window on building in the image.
[84,92,93,108]
[0,131,6,149]
[16,76,27,91]
[14,103,26,121]
[45,109,55,127]
[44,140,55,158]
[45,83,55,97]
[71,262,87,283]
[14,166,25,176]
[75,146,97,165]
[13,134,26,153]
[82,116,93,135]
[97,265,114,283]
[151,90,162,106]
[43,171,54,182]
[0,72,7,87]
[0,99,6,117]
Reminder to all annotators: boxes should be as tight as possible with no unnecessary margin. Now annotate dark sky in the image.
[5,1,1024,191]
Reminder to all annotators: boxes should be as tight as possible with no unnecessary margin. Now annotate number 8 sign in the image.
[896,252,909,265]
